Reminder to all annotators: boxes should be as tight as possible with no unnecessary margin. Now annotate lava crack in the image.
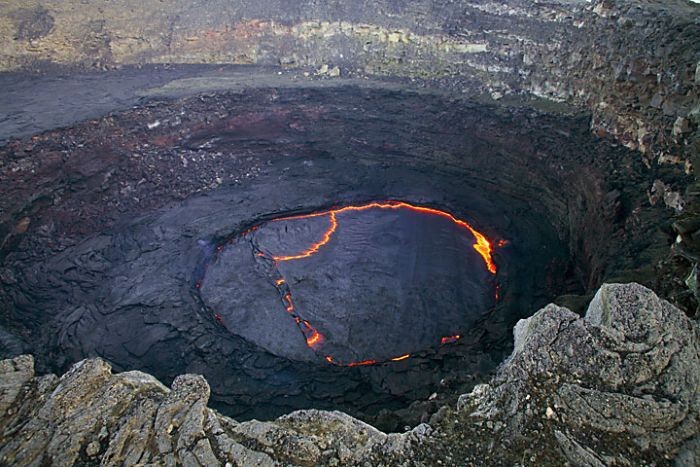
[238,201,501,367]
[271,201,497,274]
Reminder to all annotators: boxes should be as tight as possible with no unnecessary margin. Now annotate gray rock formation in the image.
[0,355,420,465]
[451,282,700,465]
[1,283,697,465]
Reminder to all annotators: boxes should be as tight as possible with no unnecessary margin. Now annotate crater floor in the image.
[201,201,497,365]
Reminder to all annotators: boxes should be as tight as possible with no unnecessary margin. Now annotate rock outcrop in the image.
[0,355,420,466]
[1,283,698,465]
[444,282,700,465]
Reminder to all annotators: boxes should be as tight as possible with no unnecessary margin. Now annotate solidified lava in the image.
[201,200,500,367]
[3,82,642,424]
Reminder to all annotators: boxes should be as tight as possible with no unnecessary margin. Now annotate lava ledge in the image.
[1,282,698,465]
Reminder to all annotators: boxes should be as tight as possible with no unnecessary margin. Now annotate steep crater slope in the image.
[0,84,669,428]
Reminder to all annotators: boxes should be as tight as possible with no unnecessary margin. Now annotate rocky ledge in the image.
[0,282,697,466]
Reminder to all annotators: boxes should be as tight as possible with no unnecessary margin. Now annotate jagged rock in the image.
[1,283,697,465]
[0,358,417,465]
[456,283,700,465]
[649,179,685,212]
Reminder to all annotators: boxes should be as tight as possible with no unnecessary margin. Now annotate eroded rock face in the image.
[0,357,419,466]
[0,0,696,166]
[1,283,697,465]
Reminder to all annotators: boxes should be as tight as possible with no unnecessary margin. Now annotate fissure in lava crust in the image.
[206,200,500,367]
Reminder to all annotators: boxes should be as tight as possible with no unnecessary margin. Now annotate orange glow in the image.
[282,293,294,313]
[300,320,325,347]
[278,289,326,349]
[270,201,497,274]
[272,212,338,261]
[323,353,412,367]
[247,200,501,366]
[347,359,378,367]
[391,354,411,362]
[305,329,324,348]
[440,335,461,345]
[240,226,259,236]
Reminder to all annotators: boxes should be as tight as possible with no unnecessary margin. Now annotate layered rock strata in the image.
[2,1,698,311]
[0,1,697,165]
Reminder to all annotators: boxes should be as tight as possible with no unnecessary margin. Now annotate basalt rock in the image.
[1,1,697,314]
[2,82,666,423]
[1,283,697,465]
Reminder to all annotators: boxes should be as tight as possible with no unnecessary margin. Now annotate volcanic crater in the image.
[0,76,668,430]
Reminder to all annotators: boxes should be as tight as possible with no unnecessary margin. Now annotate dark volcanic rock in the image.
[0,83,673,424]
[0,0,696,167]
[201,205,493,364]
[0,0,696,463]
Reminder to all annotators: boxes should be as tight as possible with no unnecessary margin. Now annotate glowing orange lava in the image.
[391,354,411,362]
[305,330,324,347]
[271,201,497,274]
[323,353,413,367]
[347,359,378,367]
[254,201,502,367]
[272,212,338,261]
[440,335,461,345]
[301,320,325,348]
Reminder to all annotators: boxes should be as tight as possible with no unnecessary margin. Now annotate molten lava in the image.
[391,354,411,362]
[440,335,461,345]
[236,201,501,367]
[272,212,338,261]
[271,201,497,274]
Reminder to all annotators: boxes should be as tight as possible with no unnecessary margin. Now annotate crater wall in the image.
[1,0,697,166]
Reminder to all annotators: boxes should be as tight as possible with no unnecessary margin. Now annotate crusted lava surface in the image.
[0,71,669,429]
[200,201,497,366]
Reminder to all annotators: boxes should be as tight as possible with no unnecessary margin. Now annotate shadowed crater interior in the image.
[0,80,665,430]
